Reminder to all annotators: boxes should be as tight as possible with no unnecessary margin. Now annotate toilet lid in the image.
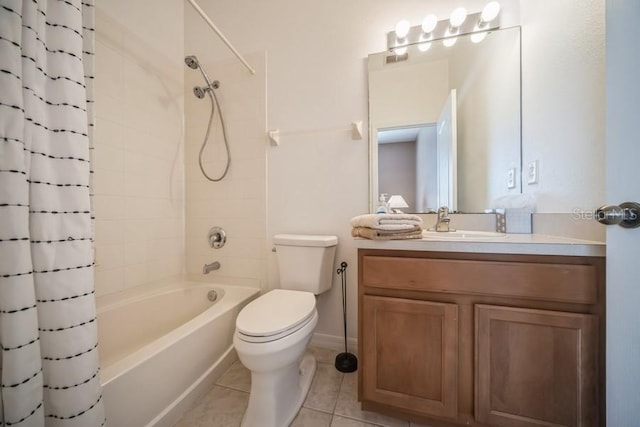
[236,289,316,338]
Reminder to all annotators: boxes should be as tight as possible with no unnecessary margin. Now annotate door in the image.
[361,295,458,419]
[605,0,640,423]
[475,305,598,427]
[436,89,457,211]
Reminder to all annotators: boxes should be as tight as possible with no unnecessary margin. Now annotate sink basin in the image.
[422,230,506,240]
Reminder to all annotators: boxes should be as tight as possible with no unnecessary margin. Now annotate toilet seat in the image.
[236,289,316,343]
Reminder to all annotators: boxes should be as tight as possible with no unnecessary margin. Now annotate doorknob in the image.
[595,202,640,228]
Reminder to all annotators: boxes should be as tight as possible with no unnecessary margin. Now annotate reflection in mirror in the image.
[369,26,521,213]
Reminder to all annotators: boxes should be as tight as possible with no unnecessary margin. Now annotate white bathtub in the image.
[97,282,259,427]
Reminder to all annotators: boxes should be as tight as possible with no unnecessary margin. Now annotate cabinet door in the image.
[475,305,598,427]
[362,295,458,419]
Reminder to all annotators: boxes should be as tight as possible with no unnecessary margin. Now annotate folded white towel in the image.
[350,213,423,231]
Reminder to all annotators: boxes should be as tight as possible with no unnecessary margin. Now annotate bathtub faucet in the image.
[203,261,220,274]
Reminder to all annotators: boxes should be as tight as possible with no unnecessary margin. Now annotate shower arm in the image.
[186,0,256,75]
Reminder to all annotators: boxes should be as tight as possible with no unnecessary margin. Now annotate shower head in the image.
[185,54,215,90]
[185,55,199,70]
[193,86,210,99]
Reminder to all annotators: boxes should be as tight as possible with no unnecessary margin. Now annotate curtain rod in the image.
[186,0,256,75]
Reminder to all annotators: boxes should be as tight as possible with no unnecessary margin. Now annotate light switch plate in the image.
[507,168,516,189]
[527,160,538,184]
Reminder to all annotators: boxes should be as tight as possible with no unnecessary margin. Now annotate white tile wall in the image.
[184,53,267,289]
[94,3,185,296]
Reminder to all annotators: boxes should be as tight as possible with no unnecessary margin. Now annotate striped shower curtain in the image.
[0,1,105,426]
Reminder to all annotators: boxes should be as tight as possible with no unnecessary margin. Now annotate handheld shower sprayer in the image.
[185,55,219,97]
[184,54,231,182]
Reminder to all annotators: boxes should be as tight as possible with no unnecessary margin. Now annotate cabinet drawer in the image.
[361,255,598,304]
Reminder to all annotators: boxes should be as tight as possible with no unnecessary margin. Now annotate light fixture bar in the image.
[387,11,500,53]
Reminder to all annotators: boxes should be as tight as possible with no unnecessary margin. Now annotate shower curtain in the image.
[0,1,105,426]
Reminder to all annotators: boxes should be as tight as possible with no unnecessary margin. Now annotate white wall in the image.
[416,126,438,212]
[521,0,605,212]
[183,0,604,343]
[369,57,450,129]
[451,29,521,212]
[94,1,185,296]
[379,141,417,211]
[184,53,267,289]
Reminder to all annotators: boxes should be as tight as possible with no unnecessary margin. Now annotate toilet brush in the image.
[335,261,357,373]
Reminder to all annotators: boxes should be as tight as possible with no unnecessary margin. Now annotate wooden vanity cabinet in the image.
[361,296,459,419]
[357,249,605,427]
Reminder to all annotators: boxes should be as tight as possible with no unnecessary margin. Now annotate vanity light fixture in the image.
[395,19,411,40]
[394,20,411,55]
[471,1,501,43]
[443,7,467,47]
[449,7,468,28]
[480,1,501,26]
[418,14,437,52]
[387,2,500,56]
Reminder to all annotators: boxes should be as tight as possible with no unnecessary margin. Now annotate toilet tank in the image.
[273,234,338,295]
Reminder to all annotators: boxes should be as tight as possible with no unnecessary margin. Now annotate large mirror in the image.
[369,26,521,213]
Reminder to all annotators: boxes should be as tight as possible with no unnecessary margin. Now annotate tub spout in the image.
[203,261,220,274]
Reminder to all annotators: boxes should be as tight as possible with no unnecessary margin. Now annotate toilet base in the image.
[241,353,317,427]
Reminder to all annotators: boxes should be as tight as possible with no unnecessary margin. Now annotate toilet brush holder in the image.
[335,262,357,373]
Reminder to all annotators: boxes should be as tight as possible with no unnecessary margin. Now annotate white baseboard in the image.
[311,333,358,355]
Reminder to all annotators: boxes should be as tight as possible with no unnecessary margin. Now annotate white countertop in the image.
[354,233,606,257]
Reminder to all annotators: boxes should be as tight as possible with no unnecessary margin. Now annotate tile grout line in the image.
[213,382,250,396]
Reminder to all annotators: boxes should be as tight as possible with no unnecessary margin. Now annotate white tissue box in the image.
[505,208,532,234]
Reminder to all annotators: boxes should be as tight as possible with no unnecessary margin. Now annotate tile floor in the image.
[173,347,431,427]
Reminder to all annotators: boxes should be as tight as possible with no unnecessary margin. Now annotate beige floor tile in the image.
[175,348,416,427]
[308,346,340,365]
[303,362,344,413]
[173,385,248,427]
[330,415,381,427]
[333,372,409,427]
[291,407,333,427]
[215,360,251,393]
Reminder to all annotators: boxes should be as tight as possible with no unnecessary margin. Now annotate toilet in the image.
[233,234,338,427]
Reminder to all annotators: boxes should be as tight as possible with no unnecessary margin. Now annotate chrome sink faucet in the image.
[432,206,454,232]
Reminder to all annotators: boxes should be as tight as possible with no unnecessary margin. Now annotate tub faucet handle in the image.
[208,227,226,249]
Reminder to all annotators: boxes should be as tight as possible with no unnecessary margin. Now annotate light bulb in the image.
[421,14,438,34]
[418,41,432,52]
[449,7,467,28]
[395,46,408,55]
[418,32,432,52]
[481,1,500,23]
[471,31,487,43]
[443,28,457,47]
[443,37,457,47]
[395,20,411,39]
